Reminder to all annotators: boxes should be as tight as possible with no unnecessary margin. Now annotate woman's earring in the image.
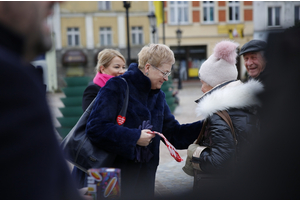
[146,72,149,76]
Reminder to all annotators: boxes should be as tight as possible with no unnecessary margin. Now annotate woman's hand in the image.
[137,129,155,146]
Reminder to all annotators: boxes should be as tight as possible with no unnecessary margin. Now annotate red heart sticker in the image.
[117,115,126,125]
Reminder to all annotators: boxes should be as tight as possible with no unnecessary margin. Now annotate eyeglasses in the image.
[151,65,171,78]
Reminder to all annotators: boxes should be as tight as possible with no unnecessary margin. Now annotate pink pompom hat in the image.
[199,40,239,87]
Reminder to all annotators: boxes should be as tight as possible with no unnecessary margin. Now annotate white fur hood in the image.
[196,80,264,120]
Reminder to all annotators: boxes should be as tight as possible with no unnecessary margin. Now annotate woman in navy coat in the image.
[86,44,203,199]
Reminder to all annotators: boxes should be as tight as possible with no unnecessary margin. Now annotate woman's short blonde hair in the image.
[95,49,126,73]
[138,44,175,70]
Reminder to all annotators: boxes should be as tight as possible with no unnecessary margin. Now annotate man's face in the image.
[0,2,56,60]
[24,2,56,60]
[243,51,266,78]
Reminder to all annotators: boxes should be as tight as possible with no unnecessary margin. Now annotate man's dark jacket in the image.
[0,23,82,200]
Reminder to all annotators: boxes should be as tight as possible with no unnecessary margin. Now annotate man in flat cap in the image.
[239,40,267,83]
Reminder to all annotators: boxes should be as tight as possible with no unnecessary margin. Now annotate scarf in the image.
[93,72,114,87]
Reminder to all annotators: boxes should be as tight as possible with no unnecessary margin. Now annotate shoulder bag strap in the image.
[195,119,207,144]
[116,78,129,126]
[87,78,129,126]
[216,110,237,145]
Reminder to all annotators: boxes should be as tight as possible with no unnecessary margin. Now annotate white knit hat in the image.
[199,40,239,87]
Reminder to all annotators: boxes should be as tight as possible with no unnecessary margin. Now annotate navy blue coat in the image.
[86,63,202,199]
[0,23,82,199]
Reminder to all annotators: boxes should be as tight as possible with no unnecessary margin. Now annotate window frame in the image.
[169,1,189,25]
[67,27,80,47]
[228,1,240,23]
[267,6,281,27]
[202,1,215,23]
[98,1,111,11]
[99,27,113,47]
[131,26,144,45]
[295,5,300,25]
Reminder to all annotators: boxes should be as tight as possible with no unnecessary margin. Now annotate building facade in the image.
[253,1,300,41]
[159,1,254,81]
[52,1,154,88]
[50,1,256,88]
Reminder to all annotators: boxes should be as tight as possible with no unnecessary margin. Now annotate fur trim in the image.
[196,80,263,119]
[214,40,239,65]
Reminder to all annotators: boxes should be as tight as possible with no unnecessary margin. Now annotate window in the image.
[268,7,281,26]
[295,6,300,25]
[98,1,111,10]
[131,26,143,45]
[203,1,214,23]
[170,1,189,24]
[228,1,240,22]
[100,27,112,46]
[67,27,80,46]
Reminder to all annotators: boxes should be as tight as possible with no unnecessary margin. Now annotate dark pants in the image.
[193,170,228,193]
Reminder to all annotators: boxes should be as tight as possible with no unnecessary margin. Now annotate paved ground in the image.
[46,79,203,198]
[154,80,202,197]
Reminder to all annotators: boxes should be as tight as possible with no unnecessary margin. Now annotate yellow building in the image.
[56,1,153,62]
[159,1,254,80]
[53,1,154,86]
[52,1,254,86]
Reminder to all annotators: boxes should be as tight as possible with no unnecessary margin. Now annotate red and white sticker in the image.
[117,115,126,125]
[153,131,183,162]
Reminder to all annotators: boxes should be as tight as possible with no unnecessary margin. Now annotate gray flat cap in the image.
[239,40,267,56]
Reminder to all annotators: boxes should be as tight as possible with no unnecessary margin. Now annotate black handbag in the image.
[60,78,129,173]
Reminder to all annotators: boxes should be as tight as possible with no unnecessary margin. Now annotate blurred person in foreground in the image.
[220,25,300,200]
[239,40,267,83]
[84,43,203,199]
[182,40,263,192]
[72,49,126,188]
[0,2,84,200]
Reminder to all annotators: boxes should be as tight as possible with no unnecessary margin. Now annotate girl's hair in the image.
[137,44,175,69]
[95,49,126,73]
